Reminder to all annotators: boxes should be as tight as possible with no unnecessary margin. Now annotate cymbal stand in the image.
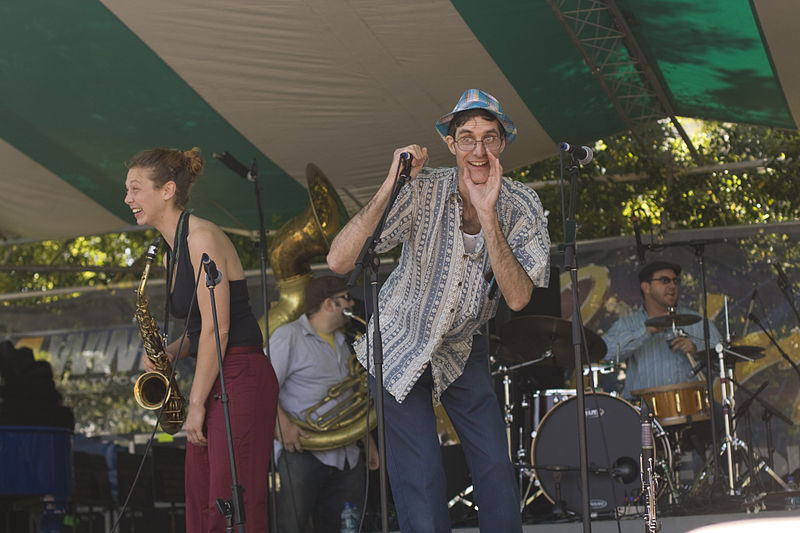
[715,341,738,496]
[516,424,541,513]
[491,352,555,461]
[503,369,514,461]
[489,353,553,515]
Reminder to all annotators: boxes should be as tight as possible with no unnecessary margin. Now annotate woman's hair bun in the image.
[183,147,204,178]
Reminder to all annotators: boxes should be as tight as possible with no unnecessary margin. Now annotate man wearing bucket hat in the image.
[328,89,550,531]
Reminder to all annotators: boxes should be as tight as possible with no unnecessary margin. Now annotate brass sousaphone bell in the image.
[267,163,349,335]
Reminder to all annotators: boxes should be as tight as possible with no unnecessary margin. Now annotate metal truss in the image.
[546,0,702,164]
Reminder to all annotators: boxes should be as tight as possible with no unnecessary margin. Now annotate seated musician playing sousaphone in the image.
[602,261,723,427]
[270,275,379,533]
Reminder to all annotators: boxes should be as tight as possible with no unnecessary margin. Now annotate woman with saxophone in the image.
[124,147,278,532]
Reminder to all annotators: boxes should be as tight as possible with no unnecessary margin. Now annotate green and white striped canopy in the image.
[1,0,797,242]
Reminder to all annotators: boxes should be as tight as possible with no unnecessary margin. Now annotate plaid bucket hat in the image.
[435,89,517,145]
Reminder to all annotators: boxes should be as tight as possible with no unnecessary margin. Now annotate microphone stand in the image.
[560,152,592,532]
[213,151,279,528]
[212,151,272,351]
[204,256,246,533]
[346,158,411,533]
[748,314,800,383]
[774,263,800,328]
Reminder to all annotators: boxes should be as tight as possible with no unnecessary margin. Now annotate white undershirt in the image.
[462,229,483,253]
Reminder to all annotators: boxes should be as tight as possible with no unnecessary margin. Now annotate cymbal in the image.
[644,313,701,328]
[698,344,765,364]
[496,315,606,366]
[728,344,765,359]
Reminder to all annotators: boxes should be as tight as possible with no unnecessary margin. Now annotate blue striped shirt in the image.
[602,306,722,399]
[354,167,550,402]
[270,314,360,470]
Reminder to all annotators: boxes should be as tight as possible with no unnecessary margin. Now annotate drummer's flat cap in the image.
[638,261,681,283]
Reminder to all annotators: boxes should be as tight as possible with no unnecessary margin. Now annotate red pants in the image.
[185,346,278,533]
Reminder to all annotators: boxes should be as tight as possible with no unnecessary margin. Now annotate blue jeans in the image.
[370,335,522,533]
[276,450,366,533]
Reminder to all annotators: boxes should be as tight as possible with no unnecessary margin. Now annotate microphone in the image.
[201,253,223,286]
[212,151,249,179]
[247,158,258,182]
[743,289,757,336]
[559,142,593,165]
[610,456,638,484]
[398,152,413,185]
[640,401,658,532]
[632,213,646,263]
[640,402,654,489]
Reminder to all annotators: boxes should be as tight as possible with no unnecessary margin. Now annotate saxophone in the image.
[132,237,186,434]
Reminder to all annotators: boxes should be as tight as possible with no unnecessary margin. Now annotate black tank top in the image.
[168,214,263,355]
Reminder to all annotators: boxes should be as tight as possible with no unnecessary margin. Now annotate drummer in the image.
[601,260,722,400]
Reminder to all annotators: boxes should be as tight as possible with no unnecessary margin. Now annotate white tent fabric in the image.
[1,0,799,242]
[101,0,556,203]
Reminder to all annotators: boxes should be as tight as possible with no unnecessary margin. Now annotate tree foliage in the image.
[509,120,800,244]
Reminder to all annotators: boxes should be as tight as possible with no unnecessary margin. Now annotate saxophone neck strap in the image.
[163,209,192,339]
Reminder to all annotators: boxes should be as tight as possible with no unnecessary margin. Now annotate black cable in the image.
[271,380,303,531]
[579,313,623,533]
[358,281,372,533]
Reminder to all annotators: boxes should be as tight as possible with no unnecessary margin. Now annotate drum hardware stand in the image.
[447,484,477,511]
[492,352,556,461]
[689,378,791,499]
[715,299,763,499]
[715,338,739,496]
[515,425,542,512]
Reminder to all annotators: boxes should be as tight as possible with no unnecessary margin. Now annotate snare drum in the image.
[632,381,710,427]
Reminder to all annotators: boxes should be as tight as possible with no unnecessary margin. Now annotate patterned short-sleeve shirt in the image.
[354,167,550,402]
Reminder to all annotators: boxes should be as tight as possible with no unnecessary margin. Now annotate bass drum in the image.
[531,392,671,516]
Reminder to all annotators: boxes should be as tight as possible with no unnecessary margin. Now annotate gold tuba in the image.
[132,237,186,434]
[269,164,376,450]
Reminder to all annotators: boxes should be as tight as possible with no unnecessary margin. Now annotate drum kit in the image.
[447,311,780,520]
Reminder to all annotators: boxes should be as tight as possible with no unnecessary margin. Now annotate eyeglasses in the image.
[453,135,502,152]
[334,294,354,303]
[648,276,681,286]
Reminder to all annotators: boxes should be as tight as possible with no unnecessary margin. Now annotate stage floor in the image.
[369,509,800,532]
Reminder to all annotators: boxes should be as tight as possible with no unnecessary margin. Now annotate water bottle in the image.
[784,476,800,510]
[340,502,359,533]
